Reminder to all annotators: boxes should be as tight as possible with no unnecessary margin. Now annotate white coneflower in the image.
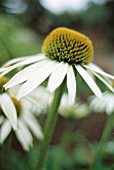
[28,86,53,115]
[0,76,17,130]
[89,91,114,115]
[29,89,89,119]
[59,93,89,119]
[0,27,114,105]
[0,87,43,151]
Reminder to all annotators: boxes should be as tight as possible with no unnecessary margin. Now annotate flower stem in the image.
[96,112,114,158]
[90,112,114,170]
[36,82,65,170]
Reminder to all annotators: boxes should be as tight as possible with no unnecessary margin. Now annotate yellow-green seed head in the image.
[42,27,94,64]
[11,97,22,116]
[0,76,8,94]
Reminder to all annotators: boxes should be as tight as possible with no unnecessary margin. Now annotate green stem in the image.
[36,82,65,170]
[96,112,114,158]
[0,133,12,169]
[90,112,114,170]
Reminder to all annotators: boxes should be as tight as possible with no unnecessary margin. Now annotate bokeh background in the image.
[0,0,114,170]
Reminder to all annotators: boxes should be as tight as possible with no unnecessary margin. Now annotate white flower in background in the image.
[30,87,89,119]
[0,76,17,130]
[0,28,114,105]
[105,141,114,155]
[28,86,53,115]
[89,91,114,115]
[0,86,43,151]
[59,93,89,119]
[9,85,50,116]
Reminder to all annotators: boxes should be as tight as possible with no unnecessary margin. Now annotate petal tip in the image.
[12,124,17,131]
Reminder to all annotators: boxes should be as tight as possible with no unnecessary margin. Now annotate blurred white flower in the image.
[59,93,89,119]
[26,87,89,119]
[89,91,114,115]
[28,87,89,119]
[105,141,114,155]
[0,86,44,151]
[28,86,53,115]
[0,28,114,105]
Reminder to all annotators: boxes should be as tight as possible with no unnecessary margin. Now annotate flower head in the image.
[89,91,114,115]
[59,93,89,119]
[0,86,43,150]
[27,88,89,119]
[42,27,94,64]
[0,27,114,105]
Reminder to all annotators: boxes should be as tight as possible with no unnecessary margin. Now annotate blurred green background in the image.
[0,0,114,170]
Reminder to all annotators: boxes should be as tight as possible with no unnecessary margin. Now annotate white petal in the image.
[22,113,43,140]
[93,72,114,93]
[15,119,33,151]
[17,60,56,99]
[83,63,114,79]
[0,93,17,130]
[2,57,31,67]
[67,65,76,105]
[0,120,12,143]
[60,93,70,107]
[0,68,7,73]
[75,65,103,99]
[106,102,114,114]
[47,62,68,92]
[0,54,45,77]
[4,59,48,89]
[2,53,45,67]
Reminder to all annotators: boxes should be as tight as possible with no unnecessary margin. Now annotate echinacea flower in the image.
[0,86,43,150]
[28,86,53,115]
[59,93,89,119]
[89,91,114,115]
[0,27,114,104]
[29,86,89,119]
[29,88,89,119]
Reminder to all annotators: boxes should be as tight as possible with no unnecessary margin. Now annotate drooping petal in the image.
[2,57,31,68]
[22,113,43,140]
[4,59,48,89]
[0,120,12,143]
[93,72,114,93]
[0,68,7,73]
[83,63,114,79]
[106,101,114,115]
[15,119,33,151]
[75,65,103,99]
[67,65,76,105]
[2,53,45,67]
[17,60,57,99]
[47,62,68,92]
[0,93,17,130]
[0,54,45,77]
[90,98,105,112]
